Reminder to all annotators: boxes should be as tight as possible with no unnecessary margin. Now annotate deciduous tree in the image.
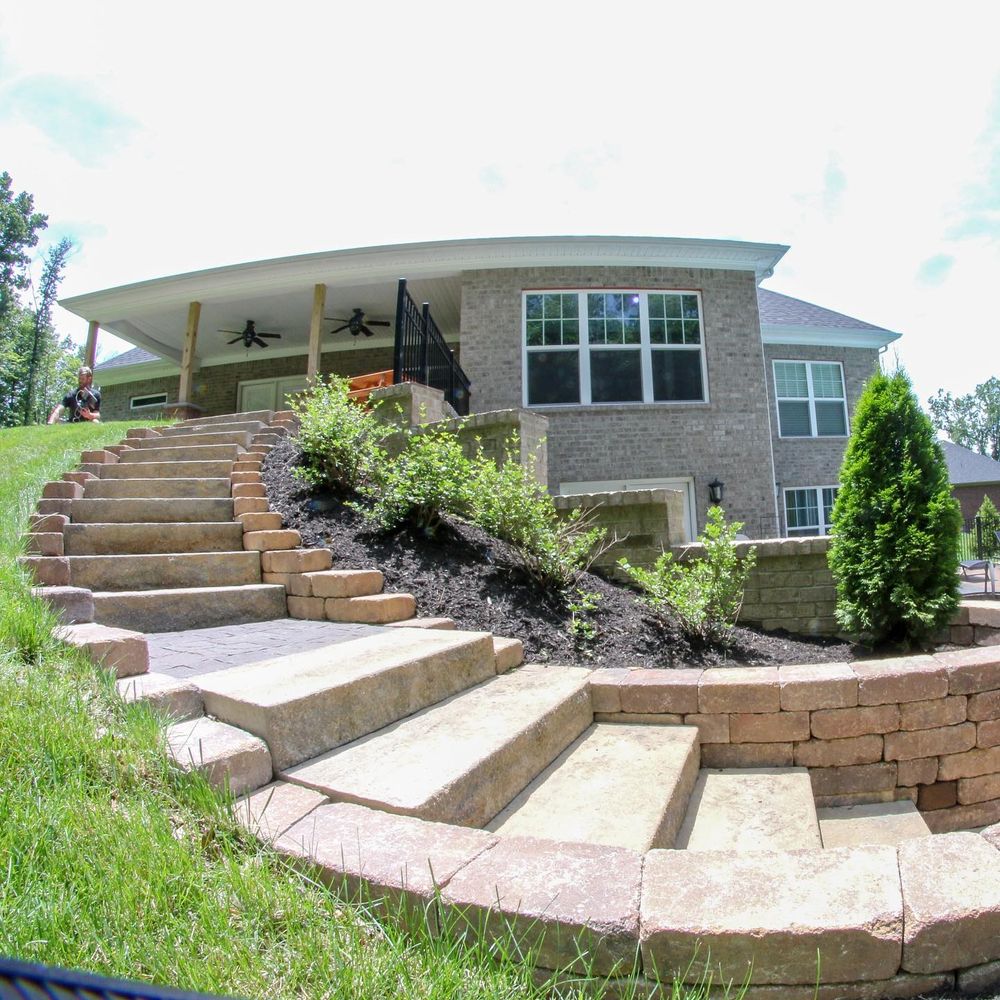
[928,378,1000,461]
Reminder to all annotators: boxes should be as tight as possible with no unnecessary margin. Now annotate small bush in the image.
[829,369,961,647]
[471,447,606,590]
[292,375,386,493]
[975,495,1000,558]
[359,427,476,535]
[619,506,756,644]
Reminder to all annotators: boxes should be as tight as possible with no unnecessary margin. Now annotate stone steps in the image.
[487,722,700,851]
[193,628,498,770]
[172,410,273,428]
[92,583,287,631]
[100,460,235,480]
[65,521,244,555]
[70,497,234,523]
[69,551,261,590]
[817,799,933,847]
[83,478,232,499]
[159,420,268,438]
[166,716,272,796]
[127,430,253,450]
[117,443,244,464]
[282,664,593,827]
[676,767,823,852]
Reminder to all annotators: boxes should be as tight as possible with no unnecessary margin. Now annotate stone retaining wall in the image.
[675,535,838,636]
[590,649,1000,832]
[553,489,686,577]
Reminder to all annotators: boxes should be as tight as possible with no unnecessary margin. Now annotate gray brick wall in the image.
[460,266,779,534]
[764,344,879,532]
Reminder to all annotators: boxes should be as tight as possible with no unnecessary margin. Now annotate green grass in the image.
[0,422,712,999]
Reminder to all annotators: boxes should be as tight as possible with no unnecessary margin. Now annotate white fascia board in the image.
[761,324,902,349]
[60,236,790,319]
[96,362,178,386]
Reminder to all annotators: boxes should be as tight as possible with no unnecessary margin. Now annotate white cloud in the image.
[2,0,999,404]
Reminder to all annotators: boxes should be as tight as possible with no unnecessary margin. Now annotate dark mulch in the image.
[262,438,862,669]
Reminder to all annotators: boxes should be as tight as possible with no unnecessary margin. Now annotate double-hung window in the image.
[523,290,707,406]
[784,486,839,536]
[773,360,848,437]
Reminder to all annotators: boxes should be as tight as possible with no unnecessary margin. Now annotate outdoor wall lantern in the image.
[708,478,725,505]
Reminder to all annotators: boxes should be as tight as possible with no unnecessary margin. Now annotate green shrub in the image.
[359,427,476,535]
[291,375,386,492]
[470,446,606,590]
[975,495,1000,558]
[829,370,961,647]
[619,506,756,644]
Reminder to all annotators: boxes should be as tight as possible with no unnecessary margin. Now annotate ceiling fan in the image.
[325,308,391,338]
[220,320,282,349]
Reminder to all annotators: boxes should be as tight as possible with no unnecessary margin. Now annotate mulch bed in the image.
[262,437,862,670]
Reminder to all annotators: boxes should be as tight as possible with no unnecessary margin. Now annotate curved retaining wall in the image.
[241,646,1000,998]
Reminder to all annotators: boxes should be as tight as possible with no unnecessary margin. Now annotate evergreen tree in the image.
[975,495,1000,559]
[829,369,961,647]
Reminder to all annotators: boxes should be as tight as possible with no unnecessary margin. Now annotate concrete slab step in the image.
[676,767,822,852]
[54,621,148,678]
[127,430,253,450]
[282,663,594,827]
[70,497,235,523]
[116,671,204,720]
[92,583,287,631]
[194,628,498,771]
[100,460,235,480]
[487,723,700,851]
[65,521,244,555]
[172,410,273,428]
[117,443,244,464]
[69,551,261,590]
[166,716,272,795]
[83,477,232,499]
[159,420,268,438]
[817,800,933,847]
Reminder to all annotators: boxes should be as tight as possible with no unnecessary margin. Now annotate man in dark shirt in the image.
[48,366,101,423]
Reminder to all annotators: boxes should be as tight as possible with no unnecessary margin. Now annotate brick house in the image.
[60,236,899,539]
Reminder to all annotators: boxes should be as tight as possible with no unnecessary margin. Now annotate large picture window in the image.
[773,360,848,437]
[523,290,708,406]
[784,486,839,536]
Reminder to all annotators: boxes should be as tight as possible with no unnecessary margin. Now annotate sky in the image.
[1,1,998,407]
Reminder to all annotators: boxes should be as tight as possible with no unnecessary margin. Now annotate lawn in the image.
[0,422,702,999]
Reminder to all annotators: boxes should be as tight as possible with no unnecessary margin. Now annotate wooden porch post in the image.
[307,283,326,382]
[178,301,201,402]
[84,320,99,370]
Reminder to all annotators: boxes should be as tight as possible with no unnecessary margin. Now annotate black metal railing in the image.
[392,279,471,416]
[961,515,1000,560]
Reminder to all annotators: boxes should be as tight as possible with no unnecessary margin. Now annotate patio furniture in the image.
[960,530,1000,594]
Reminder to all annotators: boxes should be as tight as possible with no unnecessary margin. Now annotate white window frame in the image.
[772,359,849,438]
[783,484,839,536]
[522,289,710,408]
[129,392,168,410]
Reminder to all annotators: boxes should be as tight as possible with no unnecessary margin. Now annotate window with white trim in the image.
[784,485,839,536]
[773,360,848,437]
[129,392,167,410]
[523,290,707,406]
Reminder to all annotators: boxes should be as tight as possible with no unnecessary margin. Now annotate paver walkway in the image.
[147,619,387,678]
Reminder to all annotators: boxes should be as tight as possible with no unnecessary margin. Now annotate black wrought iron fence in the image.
[392,279,471,416]
[961,515,1000,560]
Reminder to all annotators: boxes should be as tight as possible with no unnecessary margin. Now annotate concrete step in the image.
[83,478,232,499]
[487,723,700,851]
[166,716,272,796]
[117,444,244,464]
[676,767,823,852]
[70,497,235,524]
[159,420,268,438]
[127,430,253,450]
[92,583,287,631]
[172,410,273,428]
[65,522,244,555]
[69,551,261,590]
[282,663,593,827]
[194,629,498,771]
[817,800,933,848]
[100,460,235,480]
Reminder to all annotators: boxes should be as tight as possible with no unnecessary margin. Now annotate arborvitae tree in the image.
[975,494,1000,559]
[829,369,961,647]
